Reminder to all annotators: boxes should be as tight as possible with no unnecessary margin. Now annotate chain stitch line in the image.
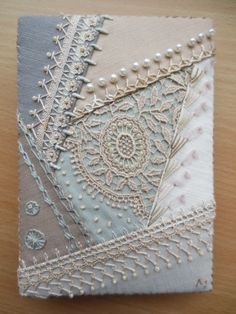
[18,117,92,246]
[19,140,76,244]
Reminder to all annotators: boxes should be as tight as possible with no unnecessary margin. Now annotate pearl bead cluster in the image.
[85,29,215,94]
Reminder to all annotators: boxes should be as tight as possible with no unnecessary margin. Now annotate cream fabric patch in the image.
[17,15,215,298]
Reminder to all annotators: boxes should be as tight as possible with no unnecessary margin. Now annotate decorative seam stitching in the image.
[19,200,215,274]
[71,32,215,122]
[18,117,92,246]
[18,201,215,296]
[19,140,76,243]
[28,15,112,164]
[148,63,206,225]
[35,16,80,149]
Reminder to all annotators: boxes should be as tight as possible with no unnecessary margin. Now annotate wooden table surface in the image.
[0,0,235,313]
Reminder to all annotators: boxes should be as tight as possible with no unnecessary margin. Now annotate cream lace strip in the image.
[18,200,215,295]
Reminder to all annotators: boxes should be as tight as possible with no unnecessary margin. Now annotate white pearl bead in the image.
[143,58,151,68]
[165,48,173,58]
[56,24,62,31]
[110,73,118,84]
[197,33,204,43]
[175,44,182,53]
[207,28,215,38]
[86,83,94,93]
[188,38,196,48]
[131,62,139,72]
[154,52,162,62]
[119,67,127,77]
[98,77,107,87]
[29,110,35,116]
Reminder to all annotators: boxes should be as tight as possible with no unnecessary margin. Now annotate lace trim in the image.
[72,31,215,121]
[32,16,80,148]
[27,15,112,162]
[148,63,205,225]
[70,142,149,220]
[62,66,195,224]
[18,200,215,296]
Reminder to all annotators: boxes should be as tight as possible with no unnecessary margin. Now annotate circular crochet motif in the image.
[100,117,148,176]
[25,229,46,250]
[25,201,40,216]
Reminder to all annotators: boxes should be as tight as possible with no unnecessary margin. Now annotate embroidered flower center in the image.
[101,117,148,176]
[25,229,46,250]
[117,133,135,158]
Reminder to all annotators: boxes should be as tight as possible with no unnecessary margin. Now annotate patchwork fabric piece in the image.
[17,15,216,298]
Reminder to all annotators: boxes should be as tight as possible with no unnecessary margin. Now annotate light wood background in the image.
[0,0,235,313]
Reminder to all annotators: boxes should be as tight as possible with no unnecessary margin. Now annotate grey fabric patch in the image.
[17,16,63,124]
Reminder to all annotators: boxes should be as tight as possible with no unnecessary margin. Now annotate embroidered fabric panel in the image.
[17,15,216,298]
[54,66,195,244]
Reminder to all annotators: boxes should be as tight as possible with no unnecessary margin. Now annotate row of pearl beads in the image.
[86,60,156,92]
[85,29,215,93]
[188,29,215,48]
